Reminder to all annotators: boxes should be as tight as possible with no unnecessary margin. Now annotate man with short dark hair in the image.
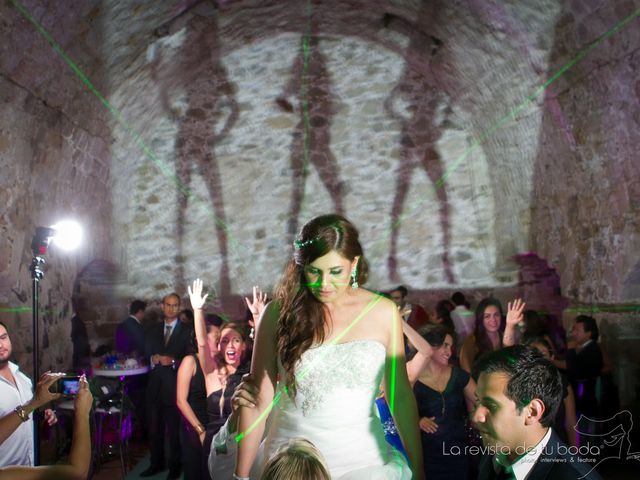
[389,285,428,330]
[472,345,602,479]
[115,299,147,356]
[141,294,192,479]
[450,291,474,348]
[558,315,603,419]
[0,322,59,466]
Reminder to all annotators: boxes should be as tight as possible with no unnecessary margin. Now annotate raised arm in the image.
[235,301,279,477]
[244,286,267,338]
[502,298,525,346]
[402,321,433,385]
[188,278,216,375]
[0,376,93,480]
[0,373,61,445]
[383,302,424,480]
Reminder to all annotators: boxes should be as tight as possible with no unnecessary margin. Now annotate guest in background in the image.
[141,293,193,479]
[553,316,603,421]
[189,280,251,479]
[115,299,147,356]
[409,325,476,480]
[459,297,510,374]
[70,296,91,372]
[389,285,429,330]
[525,337,578,447]
[450,291,474,350]
[180,308,195,326]
[177,315,222,480]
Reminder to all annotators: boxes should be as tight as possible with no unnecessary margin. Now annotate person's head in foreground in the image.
[471,345,562,463]
[260,438,330,480]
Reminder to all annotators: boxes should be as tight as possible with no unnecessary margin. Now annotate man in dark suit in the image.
[115,299,147,356]
[472,345,602,479]
[115,299,148,439]
[564,316,603,419]
[140,293,192,480]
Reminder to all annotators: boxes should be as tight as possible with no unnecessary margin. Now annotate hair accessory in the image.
[350,268,358,289]
[294,237,317,249]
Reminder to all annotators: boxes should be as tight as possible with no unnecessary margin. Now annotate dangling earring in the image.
[351,268,358,289]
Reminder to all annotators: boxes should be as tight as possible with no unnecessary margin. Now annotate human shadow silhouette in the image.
[383,6,454,284]
[151,4,238,295]
[276,14,344,242]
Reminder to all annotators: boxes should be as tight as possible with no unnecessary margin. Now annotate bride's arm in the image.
[382,301,425,480]
[235,301,279,477]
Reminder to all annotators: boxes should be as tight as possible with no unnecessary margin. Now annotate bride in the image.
[234,214,423,479]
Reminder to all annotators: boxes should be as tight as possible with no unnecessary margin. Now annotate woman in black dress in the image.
[411,325,476,480]
[176,315,222,480]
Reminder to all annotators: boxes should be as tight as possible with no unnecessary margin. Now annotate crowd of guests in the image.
[0,214,616,480]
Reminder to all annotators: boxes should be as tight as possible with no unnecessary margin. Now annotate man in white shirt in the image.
[472,345,602,480]
[0,321,59,466]
[450,292,474,348]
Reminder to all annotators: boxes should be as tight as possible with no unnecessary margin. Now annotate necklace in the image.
[426,366,450,419]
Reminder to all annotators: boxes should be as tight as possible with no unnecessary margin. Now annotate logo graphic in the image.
[574,410,640,478]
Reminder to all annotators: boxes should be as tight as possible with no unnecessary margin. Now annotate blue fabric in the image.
[375,397,409,462]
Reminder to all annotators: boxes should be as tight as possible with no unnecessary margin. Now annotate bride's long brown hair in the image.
[275,214,369,398]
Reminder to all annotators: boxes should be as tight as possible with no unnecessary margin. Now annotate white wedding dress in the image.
[252,339,411,479]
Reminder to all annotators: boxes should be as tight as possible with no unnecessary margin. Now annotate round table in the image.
[93,366,149,377]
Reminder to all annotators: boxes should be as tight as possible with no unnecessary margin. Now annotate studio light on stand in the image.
[29,220,82,465]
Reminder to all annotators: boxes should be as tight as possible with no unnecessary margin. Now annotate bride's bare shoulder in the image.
[356,290,398,320]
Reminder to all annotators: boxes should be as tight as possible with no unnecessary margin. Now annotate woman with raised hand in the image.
[176,314,221,480]
[460,297,517,373]
[234,214,423,480]
[188,280,251,479]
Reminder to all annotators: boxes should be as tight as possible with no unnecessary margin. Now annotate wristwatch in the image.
[14,404,30,422]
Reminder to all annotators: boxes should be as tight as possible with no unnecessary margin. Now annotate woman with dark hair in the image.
[459,297,507,373]
[184,286,252,479]
[410,325,476,480]
[431,300,456,331]
[176,315,221,480]
[230,214,423,479]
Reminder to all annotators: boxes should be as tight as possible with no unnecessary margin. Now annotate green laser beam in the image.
[0,308,33,313]
[380,7,640,247]
[297,0,314,224]
[565,305,640,314]
[388,305,398,414]
[235,292,384,442]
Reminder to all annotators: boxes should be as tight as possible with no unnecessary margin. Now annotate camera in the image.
[50,376,81,396]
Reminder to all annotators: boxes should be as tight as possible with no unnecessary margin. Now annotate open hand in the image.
[244,286,267,325]
[419,416,438,434]
[188,278,209,310]
[506,298,526,326]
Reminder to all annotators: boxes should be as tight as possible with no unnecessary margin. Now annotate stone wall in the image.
[0,0,113,376]
[0,0,638,394]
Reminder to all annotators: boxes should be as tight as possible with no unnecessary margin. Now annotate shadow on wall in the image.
[150,8,237,297]
[383,5,454,285]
